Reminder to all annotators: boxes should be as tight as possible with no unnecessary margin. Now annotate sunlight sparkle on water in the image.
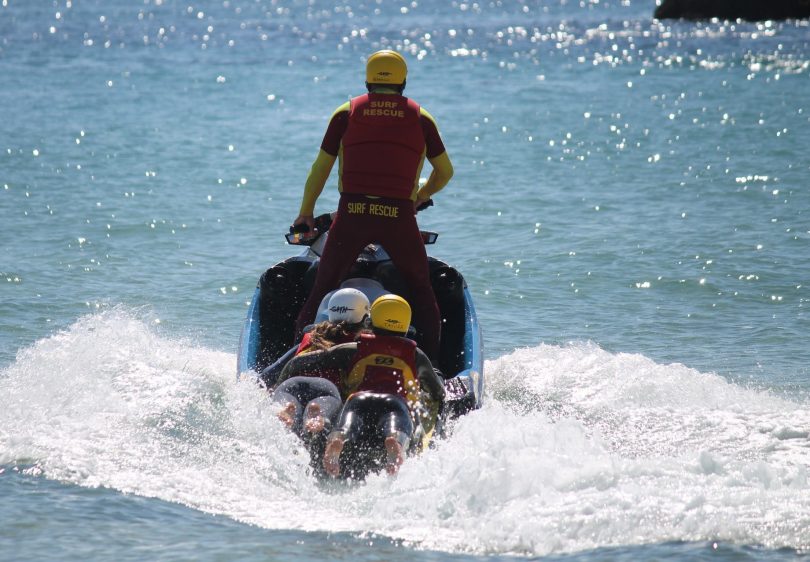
[2,2,810,557]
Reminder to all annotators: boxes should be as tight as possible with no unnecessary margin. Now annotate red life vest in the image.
[344,333,420,407]
[293,331,357,387]
[296,331,315,355]
[341,93,426,199]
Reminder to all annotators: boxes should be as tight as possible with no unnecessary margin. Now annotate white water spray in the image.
[2,312,808,556]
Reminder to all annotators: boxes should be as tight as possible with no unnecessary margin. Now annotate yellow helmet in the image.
[370,294,411,334]
[365,49,407,86]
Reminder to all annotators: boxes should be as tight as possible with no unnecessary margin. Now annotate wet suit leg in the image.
[295,194,441,360]
[272,376,342,437]
[324,392,414,478]
[295,196,374,339]
[375,213,440,360]
[305,395,342,432]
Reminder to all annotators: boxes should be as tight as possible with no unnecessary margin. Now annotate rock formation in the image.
[654,0,810,21]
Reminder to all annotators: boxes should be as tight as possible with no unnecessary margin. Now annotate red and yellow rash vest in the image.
[344,333,420,408]
[340,94,426,199]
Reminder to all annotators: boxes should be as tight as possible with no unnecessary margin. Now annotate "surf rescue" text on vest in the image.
[347,202,400,218]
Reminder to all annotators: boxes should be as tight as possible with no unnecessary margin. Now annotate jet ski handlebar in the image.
[415,198,434,212]
[289,213,335,236]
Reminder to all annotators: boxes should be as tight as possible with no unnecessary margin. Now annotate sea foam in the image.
[2,311,808,556]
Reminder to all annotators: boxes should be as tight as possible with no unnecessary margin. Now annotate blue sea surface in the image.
[2,0,809,560]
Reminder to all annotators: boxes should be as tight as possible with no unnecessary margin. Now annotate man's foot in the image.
[384,435,405,476]
[304,403,325,434]
[276,402,297,429]
[323,434,345,478]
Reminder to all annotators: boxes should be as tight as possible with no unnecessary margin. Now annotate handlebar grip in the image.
[416,198,434,212]
[314,213,334,233]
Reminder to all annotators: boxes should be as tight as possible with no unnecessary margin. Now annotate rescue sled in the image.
[237,210,483,421]
[236,212,482,478]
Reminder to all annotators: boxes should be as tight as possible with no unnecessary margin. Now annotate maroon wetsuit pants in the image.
[295,193,440,360]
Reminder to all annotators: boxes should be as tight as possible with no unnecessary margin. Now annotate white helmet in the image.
[327,288,370,325]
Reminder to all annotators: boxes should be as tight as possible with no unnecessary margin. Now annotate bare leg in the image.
[304,402,325,434]
[277,402,297,429]
[272,378,339,438]
[384,432,408,475]
[323,432,346,477]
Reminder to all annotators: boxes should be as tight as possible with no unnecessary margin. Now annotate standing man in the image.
[292,49,454,360]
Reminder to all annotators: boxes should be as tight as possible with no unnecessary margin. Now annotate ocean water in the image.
[2,0,809,560]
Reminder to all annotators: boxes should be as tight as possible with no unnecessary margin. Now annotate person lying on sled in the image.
[281,293,445,476]
[281,293,445,477]
[272,288,370,444]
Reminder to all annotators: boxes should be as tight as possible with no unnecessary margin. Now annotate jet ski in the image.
[236,210,483,473]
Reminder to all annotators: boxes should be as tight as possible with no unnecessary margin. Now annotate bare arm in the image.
[416,151,454,203]
[415,108,453,207]
[294,149,337,230]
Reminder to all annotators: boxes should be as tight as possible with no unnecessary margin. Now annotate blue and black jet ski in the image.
[237,211,484,432]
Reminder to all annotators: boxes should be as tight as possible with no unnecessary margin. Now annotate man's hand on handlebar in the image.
[292,214,315,234]
[415,197,433,213]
